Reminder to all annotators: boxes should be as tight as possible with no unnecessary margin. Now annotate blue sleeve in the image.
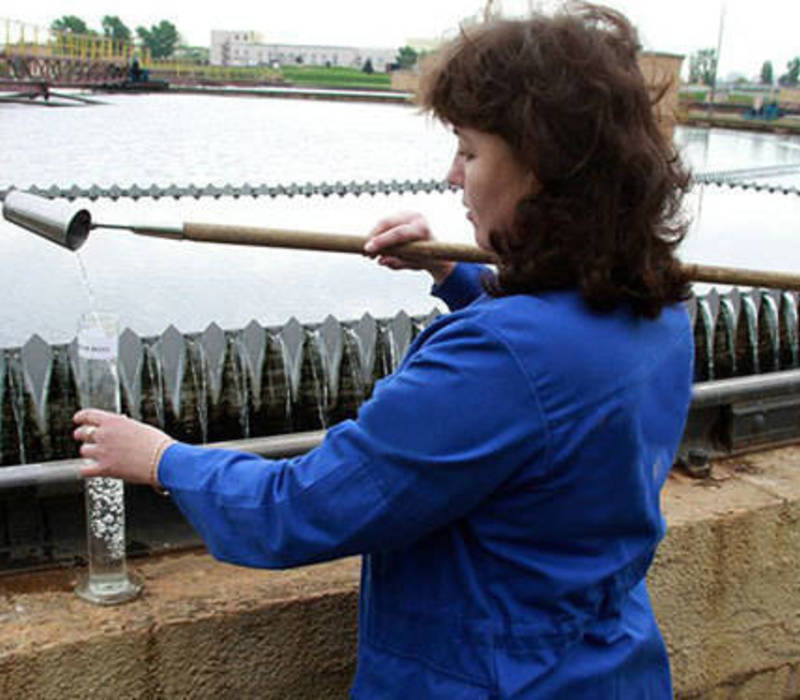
[432,263,490,310]
[158,318,548,569]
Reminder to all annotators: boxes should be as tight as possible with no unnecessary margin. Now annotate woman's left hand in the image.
[365,211,455,284]
[73,409,175,485]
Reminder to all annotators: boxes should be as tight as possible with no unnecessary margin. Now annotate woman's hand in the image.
[364,211,455,285]
[73,409,175,486]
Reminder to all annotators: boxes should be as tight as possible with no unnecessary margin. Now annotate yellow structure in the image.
[0,18,286,84]
[1,17,143,64]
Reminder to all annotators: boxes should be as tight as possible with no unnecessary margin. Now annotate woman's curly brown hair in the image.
[420,3,691,318]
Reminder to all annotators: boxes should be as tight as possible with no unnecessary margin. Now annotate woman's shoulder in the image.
[420,289,690,356]
[441,289,596,338]
[418,290,691,392]
[408,291,580,377]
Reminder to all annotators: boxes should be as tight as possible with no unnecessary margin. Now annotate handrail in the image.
[1,163,797,204]
[0,430,326,490]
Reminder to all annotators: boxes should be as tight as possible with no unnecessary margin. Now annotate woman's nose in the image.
[446,158,464,188]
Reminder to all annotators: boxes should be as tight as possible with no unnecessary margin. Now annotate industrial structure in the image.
[210,30,397,72]
[0,18,135,89]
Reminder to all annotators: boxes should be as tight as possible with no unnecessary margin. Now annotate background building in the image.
[211,30,396,72]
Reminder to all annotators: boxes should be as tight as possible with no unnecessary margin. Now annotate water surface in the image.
[1,93,798,346]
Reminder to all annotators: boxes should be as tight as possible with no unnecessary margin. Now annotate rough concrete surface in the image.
[0,554,360,699]
[652,448,800,699]
[2,447,800,698]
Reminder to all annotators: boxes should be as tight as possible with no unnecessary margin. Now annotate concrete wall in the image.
[390,69,419,93]
[3,445,800,698]
[638,52,684,141]
[650,448,800,698]
[779,87,800,109]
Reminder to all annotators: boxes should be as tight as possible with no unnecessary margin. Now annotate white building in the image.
[211,30,396,72]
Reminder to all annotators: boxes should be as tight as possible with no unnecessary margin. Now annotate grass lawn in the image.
[280,65,392,90]
[684,109,800,133]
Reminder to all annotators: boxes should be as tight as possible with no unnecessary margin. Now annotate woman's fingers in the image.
[378,254,424,271]
[366,213,454,283]
[73,408,115,426]
[72,409,174,485]
[79,444,100,461]
[365,211,452,277]
[78,443,106,477]
[74,424,98,443]
[365,213,432,256]
[378,255,405,269]
[368,211,423,238]
[79,458,107,478]
[366,224,422,255]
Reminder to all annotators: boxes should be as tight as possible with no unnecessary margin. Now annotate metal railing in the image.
[0,430,325,489]
[1,164,799,205]
[1,17,141,63]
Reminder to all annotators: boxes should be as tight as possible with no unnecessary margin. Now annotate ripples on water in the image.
[1,93,799,346]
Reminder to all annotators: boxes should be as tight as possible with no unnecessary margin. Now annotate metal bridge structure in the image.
[0,18,139,89]
[0,18,285,90]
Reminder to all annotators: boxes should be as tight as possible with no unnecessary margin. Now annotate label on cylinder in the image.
[78,332,117,361]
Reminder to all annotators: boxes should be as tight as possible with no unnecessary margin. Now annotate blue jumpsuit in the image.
[159,263,693,698]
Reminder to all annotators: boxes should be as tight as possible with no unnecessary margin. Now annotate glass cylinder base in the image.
[74,571,142,606]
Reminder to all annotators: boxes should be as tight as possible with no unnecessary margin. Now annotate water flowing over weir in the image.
[2,287,799,467]
[0,309,441,467]
[1,288,800,572]
[687,287,798,382]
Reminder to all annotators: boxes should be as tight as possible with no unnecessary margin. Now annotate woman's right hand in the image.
[364,211,455,285]
[73,409,175,487]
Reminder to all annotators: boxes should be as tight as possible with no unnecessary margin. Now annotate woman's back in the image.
[352,269,693,696]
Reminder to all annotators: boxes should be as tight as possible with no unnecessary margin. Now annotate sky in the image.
[7,0,799,80]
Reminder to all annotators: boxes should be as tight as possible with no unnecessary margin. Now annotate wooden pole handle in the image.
[181,222,800,292]
[183,222,494,263]
[681,263,800,292]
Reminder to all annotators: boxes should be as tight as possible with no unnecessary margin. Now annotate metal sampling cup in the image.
[2,189,91,250]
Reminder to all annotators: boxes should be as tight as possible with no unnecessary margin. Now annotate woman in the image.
[74,4,693,697]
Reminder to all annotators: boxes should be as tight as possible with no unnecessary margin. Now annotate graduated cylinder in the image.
[73,312,141,605]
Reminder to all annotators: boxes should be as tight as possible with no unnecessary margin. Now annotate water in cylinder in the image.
[74,311,141,604]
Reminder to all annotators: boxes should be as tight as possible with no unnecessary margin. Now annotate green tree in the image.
[778,57,800,86]
[362,58,374,74]
[760,60,774,85]
[136,20,179,59]
[102,16,131,42]
[689,48,717,86]
[51,15,89,34]
[395,46,418,70]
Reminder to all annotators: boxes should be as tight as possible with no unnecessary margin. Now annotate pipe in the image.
[0,461,84,488]
[0,430,327,490]
[691,369,800,408]
[5,190,800,290]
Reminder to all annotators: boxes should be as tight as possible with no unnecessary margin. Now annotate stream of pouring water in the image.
[75,251,100,316]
